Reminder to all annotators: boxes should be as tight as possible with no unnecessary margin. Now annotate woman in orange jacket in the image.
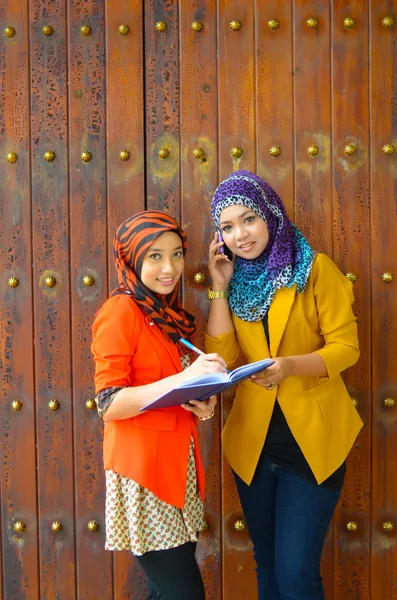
[91,210,226,600]
[205,171,363,600]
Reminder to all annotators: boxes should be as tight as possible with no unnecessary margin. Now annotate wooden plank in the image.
[219,0,256,181]
[179,1,221,598]
[218,3,256,597]
[221,389,257,600]
[293,0,333,255]
[29,0,76,596]
[369,2,397,599]
[145,0,181,217]
[105,1,146,598]
[0,1,39,599]
[256,0,294,215]
[0,513,2,600]
[331,2,371,599]
[67,1,112,598]
[106,0,146,290]
[292,1,334,595]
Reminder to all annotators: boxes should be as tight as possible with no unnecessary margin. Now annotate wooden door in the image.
[1,1,396,599]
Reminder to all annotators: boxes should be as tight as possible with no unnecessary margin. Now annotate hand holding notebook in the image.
[140,357,274,411]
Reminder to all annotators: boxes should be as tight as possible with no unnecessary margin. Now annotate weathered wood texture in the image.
[0,2,39,599]
[331,2,371,599]
[68,1,112,598]
[106,0,145,289]
[29,0,76,596]
[256,0,294,215]
[217,2,257,598]
[106,1,146,598]
[1,1,397,599]
[369,2,397,599]
[218,0,256,180]
[145,0,181,217]
[179,2,221,599]
[293,1,335,595]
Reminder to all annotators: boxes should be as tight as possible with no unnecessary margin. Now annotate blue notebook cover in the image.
[140,358,275,411]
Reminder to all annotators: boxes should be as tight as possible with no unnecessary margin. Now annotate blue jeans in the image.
[234,457,342,600]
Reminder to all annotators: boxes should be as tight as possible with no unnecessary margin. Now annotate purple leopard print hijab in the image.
[211,170,315,321]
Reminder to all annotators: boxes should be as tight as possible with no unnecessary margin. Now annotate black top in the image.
[261,312,345,490]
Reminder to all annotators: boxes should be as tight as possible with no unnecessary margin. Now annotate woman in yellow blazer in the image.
[205,171,363,600]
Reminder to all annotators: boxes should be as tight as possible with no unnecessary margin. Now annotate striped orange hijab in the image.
[111,210,196,346]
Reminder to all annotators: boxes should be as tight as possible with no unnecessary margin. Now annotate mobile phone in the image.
[217,231,233,261]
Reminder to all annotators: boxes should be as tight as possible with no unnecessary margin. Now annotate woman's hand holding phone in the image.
[208,232,235,290]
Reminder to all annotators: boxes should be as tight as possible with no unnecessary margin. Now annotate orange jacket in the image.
[91,294,205,508]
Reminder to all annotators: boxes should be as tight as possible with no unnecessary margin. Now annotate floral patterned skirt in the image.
[105,440,206,556]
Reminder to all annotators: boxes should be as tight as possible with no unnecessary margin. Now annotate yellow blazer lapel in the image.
[268,285,297,357]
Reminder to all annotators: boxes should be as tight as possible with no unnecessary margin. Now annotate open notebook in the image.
[140,358,274,411]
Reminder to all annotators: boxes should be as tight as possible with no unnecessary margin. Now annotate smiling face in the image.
[219,204,269,259]
[140,231,184,294]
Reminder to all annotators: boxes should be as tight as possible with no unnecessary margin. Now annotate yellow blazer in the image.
[205,253,363,486]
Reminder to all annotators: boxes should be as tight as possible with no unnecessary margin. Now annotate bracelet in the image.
[208,287,229,300]
[197,410,215,421]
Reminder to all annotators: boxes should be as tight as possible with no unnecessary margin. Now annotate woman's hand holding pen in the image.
[178,339,224,420]
[208,232,234,290]
[182,353,228,381]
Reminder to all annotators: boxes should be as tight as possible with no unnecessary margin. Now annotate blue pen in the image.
[180,338,205,355]
[180,339,206,405]
[180,338,230,373]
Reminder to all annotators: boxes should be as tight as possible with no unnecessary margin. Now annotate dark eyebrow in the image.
[149,245,183,252]
[220,209,255,225]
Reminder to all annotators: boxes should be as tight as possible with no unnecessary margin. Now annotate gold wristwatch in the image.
[208,287,229,300]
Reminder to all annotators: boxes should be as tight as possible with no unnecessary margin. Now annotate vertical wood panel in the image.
[370,2,397,598]
[293,0,332,255]
[106,2,146,598]
[29,0,76,596]
[0,2,39,598]
[218,2,256,598]
[331,2,371,599]
[0,515,2,600]
[145,0,181,217]
[106,0,145,288]
[67,1,112,597]
[179,1,221,598]
[256,1,294,215]
[218,0,256,180]
[293,1,334,595]
[221,429,256,600]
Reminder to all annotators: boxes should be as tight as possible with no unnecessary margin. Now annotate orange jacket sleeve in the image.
[91,295,140,394]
